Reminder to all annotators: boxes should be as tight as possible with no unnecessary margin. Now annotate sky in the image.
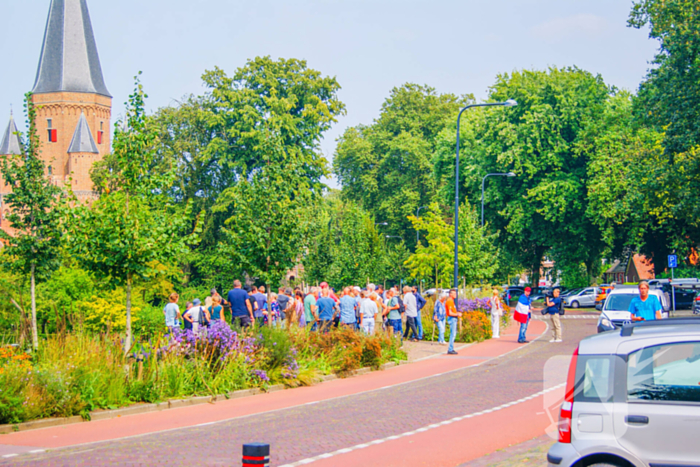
[0,0,659,186]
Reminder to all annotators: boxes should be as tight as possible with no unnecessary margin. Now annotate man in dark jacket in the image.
[413,286,426,340]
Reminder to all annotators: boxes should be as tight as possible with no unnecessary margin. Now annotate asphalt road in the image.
[0,316,598,467]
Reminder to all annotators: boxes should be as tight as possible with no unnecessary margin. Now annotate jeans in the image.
[416,309,424,339]
[518,319,529,342]
[436,319,445,343]
[448,316,459,352]
[491,313,500,338]
[362,318,375,335]
[404,316,419,339]
[318,319,333,333]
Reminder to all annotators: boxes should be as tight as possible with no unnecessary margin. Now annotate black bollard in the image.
[242,443,270,467]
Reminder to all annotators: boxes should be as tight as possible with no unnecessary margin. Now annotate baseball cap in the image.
[524,287,532,293]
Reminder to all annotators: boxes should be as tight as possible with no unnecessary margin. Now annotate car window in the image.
[574,356,615,403]
[627,342,700,403]
[582,289,593,296]
[604,294,635,311]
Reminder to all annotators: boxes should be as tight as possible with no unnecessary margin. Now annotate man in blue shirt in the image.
[227,280,254,328]
[628,280,662,321]
[316,288,337,332]
[339,287,357,327]
[252,286,267,327]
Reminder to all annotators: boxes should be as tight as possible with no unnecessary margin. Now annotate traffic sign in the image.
[668,254,678,268]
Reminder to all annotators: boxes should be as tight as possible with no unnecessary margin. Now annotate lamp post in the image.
[481,172,516,226]
[415,206,427,245]
[454,99,517,289]
[386,235,402,240]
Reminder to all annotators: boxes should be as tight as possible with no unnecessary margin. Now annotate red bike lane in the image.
[0,320,547,456]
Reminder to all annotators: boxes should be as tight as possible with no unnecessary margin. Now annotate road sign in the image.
[668,254,678,269]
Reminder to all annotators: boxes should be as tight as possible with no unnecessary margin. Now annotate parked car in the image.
[562,287,600,309]
[649,278,699,310]
[503,286,524,307]
[597,286,669,333]
[594,286,613,310]
[548,317,700,467]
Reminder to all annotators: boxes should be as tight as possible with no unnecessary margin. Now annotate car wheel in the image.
[571,300,580,309]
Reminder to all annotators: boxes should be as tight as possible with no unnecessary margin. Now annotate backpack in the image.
[197,306,210,326]
[397,296,405,314]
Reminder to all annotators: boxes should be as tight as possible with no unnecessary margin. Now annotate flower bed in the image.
[0,322,406,425]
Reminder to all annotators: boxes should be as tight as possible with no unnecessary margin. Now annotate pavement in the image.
[0,314,598,466]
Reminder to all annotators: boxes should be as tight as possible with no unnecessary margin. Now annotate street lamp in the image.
[481,172,516,226]
[386,235,402,240]
[454,99,517,289]
[416,206,427,244]
[375,222,388,227]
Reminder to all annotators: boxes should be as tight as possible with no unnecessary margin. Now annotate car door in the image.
[613,339,700,465]
[579,288,596,307]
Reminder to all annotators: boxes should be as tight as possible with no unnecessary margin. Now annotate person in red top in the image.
[445,289,463,355]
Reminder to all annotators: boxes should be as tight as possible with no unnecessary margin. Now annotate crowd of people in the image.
[162,280,512,355]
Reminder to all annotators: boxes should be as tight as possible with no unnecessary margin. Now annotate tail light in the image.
[558,346,578,443]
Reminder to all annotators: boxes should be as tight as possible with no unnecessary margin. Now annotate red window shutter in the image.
[48,129,57,142]
[97,131,103,144]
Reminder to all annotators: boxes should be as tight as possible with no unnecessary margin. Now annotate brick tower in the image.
[31,0,111,201]
[0,113,23,231]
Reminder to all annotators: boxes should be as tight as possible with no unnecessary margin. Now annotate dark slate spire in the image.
[32,0,111,97]
[0,113,23,155]
[67,113,98,153]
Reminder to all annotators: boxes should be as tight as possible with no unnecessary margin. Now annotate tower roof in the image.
[32,0,111,97]
[0,114,23,156]
[67,113,99,154]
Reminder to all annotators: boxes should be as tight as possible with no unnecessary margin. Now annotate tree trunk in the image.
[30,263,38,350]
[125,274,133,355]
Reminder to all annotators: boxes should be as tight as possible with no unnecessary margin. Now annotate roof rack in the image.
[620,317,700,337]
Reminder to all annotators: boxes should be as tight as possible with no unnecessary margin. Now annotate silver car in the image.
[563,287,600,309]
[547,318,700,467]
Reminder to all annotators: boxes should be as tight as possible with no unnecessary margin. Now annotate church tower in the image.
[0,113,23,231]
[31,0,111,199]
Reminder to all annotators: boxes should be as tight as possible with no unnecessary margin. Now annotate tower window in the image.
[98,121,104,144]
[48,165,52,175]
[47,119,57,143]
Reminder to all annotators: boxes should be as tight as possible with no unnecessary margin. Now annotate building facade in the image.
[0,0,111,230]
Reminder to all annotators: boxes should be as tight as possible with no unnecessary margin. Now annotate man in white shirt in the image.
[359,291,379,335]
[402,286,419,341]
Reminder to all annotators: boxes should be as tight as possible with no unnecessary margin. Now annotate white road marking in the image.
[279,382,566,467]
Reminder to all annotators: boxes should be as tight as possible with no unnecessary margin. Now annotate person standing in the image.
[304,287,318,329]
[208,295,224,323]
[384,289,403,339]
[545,288,563,342]
[446,289,463,355]
[514,287,541,343]
[164,293,181,330]
[339,287,358,328]
[414,286,426,340]
[277,287,291,328]
[316,288,337,332]
[294,290,306,328]
[488,288,504,339]
[403,286,419,341]
[182,301,194,331]
[228,280,254,328]
[628,280,662,321]
[184,298,209,336]
[360,292,379,335]
[433,292,447,344]
[251,286,267,327]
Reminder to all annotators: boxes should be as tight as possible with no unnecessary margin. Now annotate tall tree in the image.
[433,68,612,284]
[67,77,195,353]
[0,95,64,349]
[334,84,465,250]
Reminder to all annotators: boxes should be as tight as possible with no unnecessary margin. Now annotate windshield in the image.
[604,294,636,311]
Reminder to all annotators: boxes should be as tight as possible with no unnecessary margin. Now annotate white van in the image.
[597,286,669,333]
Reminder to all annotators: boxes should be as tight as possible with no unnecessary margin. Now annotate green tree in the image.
[67,77,195,353]
[0,95,64,349]
[142,57,345,285]
[629,0,700,154]
[404,203,498,288]
[334,84,464,250]
[434,67,613,285]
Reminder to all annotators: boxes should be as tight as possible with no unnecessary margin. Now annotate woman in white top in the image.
[488,288,504,338]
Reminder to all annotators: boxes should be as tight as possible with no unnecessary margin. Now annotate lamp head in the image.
[503,99,518,107]
[506,172,516,177]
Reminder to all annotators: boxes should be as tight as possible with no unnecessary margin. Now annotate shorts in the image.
[233,315,252,328]
[387,318,402,335]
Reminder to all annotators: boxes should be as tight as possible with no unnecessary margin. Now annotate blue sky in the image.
[1,0,658,182]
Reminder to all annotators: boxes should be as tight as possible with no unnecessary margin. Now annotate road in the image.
[0,314,598,467]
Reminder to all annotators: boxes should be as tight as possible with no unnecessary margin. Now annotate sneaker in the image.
[555,339,563,342]
[549,339,557,343]
[447,350,458,355]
